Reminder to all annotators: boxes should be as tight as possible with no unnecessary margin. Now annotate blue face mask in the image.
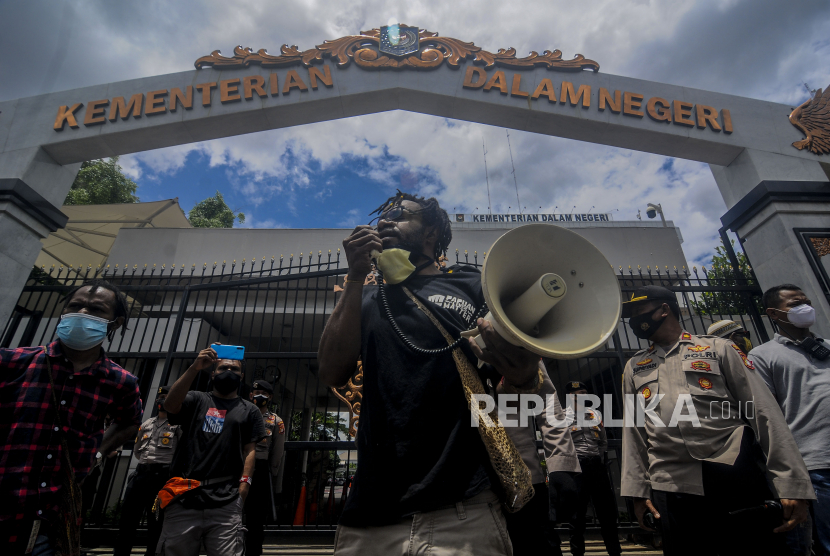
[56,313,112,350]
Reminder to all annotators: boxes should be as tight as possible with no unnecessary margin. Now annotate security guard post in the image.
[113,386,181,556]
[245,380,286,556]
[620,286,814,556]
[563,381,622,556]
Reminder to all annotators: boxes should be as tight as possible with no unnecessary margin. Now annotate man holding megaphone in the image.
[319,191,541,556]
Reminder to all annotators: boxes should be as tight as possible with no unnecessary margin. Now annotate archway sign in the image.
[0,25,828,333]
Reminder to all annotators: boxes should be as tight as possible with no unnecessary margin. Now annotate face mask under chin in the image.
[373,244,434,285]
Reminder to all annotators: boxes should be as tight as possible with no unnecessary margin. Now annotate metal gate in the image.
[1,250,767,535]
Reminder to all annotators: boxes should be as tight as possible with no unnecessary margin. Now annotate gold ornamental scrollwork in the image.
[330,361,363,438]
[195,26,599,73]
[789,85,830,155]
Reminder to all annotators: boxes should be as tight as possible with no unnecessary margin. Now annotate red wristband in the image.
[240,476,252,485]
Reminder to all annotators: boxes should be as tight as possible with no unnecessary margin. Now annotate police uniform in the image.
[620,286,815,555]
[500,362,581,556]
[564,381,621,556]
[245,381,286,556]
[114,387,181,556]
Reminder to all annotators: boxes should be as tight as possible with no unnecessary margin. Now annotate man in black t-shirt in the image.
[319,192,540,556]
[156,345,266,556]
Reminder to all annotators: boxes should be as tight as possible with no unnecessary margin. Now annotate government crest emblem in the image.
[379,24,420,57]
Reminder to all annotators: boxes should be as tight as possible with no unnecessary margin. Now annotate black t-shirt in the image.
[340,270,498,527]
[168,391,266,508]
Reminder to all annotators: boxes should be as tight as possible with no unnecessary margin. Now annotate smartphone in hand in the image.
[211,344,245,360]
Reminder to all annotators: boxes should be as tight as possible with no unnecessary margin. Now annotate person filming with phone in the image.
[154,344,265,556]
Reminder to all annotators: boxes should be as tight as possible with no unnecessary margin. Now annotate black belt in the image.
[137,463,171,472]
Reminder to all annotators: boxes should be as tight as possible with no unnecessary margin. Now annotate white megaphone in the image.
[461,224,621,359]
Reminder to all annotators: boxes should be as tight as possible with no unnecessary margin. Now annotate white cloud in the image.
[2,0,829,270]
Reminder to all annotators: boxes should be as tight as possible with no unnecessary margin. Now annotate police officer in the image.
[563,381,622,556]
[707,319,753,353]
[244,380,286,556]
[114,386,181,556]
[500,362,581,556]
[620,285,814,556]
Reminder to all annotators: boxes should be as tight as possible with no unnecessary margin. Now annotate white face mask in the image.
[782,304,816,329]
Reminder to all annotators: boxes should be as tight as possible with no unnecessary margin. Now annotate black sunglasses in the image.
[368,206,423,226]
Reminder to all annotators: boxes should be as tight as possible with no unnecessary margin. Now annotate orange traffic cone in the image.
[293,484,307,526]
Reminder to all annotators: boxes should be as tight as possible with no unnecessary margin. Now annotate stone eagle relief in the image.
[789,85,830,155]
[195,26,599,73]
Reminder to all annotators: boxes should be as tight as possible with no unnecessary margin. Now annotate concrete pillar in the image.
[711,150,830,337]
[0,147,78,327]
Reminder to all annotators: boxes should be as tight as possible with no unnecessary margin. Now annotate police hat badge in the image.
[379,24,420,57]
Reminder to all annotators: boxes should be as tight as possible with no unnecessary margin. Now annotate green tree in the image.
[64,156,139,205]
[289,411,349,442]
[690,239,762,316]
[188,191,245,228]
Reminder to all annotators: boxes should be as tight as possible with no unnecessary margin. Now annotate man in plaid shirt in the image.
[0,279,142,555]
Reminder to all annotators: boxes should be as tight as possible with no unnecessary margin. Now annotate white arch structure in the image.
[0,27,828,333]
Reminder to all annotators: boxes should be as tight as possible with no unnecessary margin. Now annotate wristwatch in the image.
[239,476,252,485]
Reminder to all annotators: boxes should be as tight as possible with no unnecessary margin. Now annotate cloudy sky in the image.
[1,0,828,266]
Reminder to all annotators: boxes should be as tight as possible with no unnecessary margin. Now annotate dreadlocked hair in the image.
[62,279,130,340]
[369,189,452,261]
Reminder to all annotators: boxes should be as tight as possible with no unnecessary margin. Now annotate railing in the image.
[2,249,767,538]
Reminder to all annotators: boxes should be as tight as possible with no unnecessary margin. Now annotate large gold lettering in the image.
[672,100,695,127]
[721,109,733,133]
[483,71,508,94]
[623,92,644,117]
[463,66,487,89]
[531,79,556,102]
[646,97,671,123]
[220,79,241,103]
[560,82,590,107]
[195,83,217,106]
[696,105,721,131]
[283,70,309,94]
[54,103,83,130]
[83,99,109,126]
[145,90,168,115]
[108,94,144,121]
[598,88,620,112]
[170,87,193,111]
[510,74,529,98]
[309,66,333,89]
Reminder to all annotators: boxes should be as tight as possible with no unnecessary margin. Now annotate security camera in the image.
[646,203,659,219]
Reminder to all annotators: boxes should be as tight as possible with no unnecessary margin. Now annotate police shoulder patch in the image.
[278,420,285,434]
[681,332,693,341]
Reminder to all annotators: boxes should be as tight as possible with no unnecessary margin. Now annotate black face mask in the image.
[253,395,270,407]
[213,370,242,394]
[628,309,666,340]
